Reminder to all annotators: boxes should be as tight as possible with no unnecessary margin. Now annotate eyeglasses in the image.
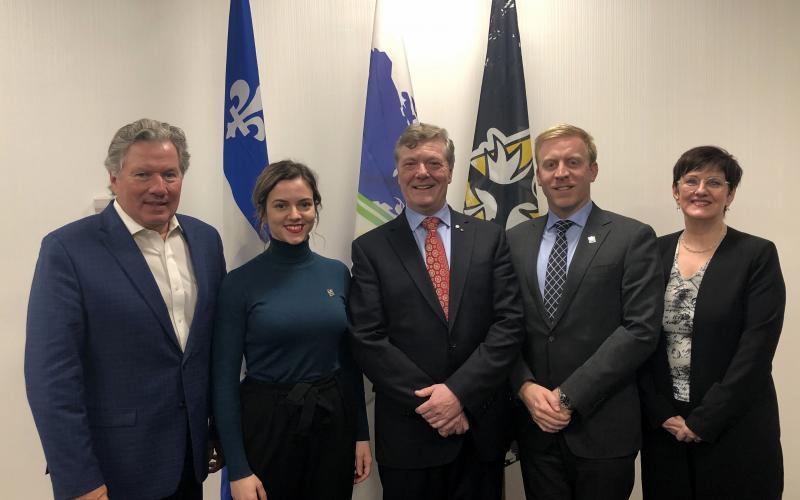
[679,176,729,191]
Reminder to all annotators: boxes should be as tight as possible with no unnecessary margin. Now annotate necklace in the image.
[680,227,727,253]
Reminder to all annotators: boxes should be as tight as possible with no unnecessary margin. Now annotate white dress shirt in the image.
[114,201,197,351]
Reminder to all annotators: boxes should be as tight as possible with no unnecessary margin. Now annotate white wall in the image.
[2,1,797,498]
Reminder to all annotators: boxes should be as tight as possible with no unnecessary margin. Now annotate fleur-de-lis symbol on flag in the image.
[226,79,266,141]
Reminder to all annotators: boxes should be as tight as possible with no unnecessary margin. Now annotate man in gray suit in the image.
[508,124,662,500]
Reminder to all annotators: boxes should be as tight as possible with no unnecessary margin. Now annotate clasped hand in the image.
[519,382,571,433]
[414,383,469,437]
[662,416,701,443]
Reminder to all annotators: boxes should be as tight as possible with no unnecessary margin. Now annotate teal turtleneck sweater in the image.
[212,239,368,480]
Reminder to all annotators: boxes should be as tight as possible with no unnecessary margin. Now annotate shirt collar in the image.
[405,204,452,231]
[113,199,181,237]
[545,200,593,231]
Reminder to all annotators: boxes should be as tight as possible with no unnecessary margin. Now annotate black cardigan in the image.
[639,227,785,442]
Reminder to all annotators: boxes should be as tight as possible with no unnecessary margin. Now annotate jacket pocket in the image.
[87,408,137,427]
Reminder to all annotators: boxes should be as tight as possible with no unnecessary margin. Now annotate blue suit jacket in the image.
[25,204,226,499]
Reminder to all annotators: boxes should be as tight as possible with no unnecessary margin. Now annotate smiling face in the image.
[265,177,317,244]
[536,135,598,219]
[396,138,453,215]
[110,140,183,238]
[673,165,736,223]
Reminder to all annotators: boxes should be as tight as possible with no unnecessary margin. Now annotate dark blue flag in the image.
[464,0,538,229]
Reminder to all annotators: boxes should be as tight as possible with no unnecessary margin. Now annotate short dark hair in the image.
[672,146,743,190]
[252,160,322,236]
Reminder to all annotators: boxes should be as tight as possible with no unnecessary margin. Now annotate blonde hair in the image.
[534,124,597,166]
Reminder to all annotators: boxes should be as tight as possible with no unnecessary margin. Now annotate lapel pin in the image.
[455,224,464,232]
[326,288,335,297]
[587,235,596,244]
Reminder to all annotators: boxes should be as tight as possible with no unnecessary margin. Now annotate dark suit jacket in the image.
[25,204,226,499]
[638,228,784,499]
[508,204,662,459]
[348,208,524,468]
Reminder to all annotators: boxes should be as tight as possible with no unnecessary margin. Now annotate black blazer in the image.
[638,227,785,499]
[508,204,663,459]
[348,208,524,468]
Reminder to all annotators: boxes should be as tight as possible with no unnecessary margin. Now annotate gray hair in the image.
[394,122,455,168]
[104,118,190,175]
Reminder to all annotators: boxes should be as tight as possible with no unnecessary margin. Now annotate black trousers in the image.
[519,433,635,500]
[240,374,356,500]
[378,434,504,500]
[640,399,783,500]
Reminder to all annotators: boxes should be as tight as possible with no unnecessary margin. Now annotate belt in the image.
[244,372,339,436]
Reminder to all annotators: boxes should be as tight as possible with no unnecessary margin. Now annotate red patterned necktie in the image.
[422,216,449,319]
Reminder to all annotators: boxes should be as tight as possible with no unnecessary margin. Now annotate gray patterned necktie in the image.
[543,220,574,320]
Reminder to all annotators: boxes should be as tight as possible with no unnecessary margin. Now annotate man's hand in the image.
[436,411,470,437]
[76,484,108,500]
[230,474,268,500]
[354,440,372,484]
[208,439,225,473]
[518,381,571,433]
[662,416,701,443]
[414,384,463,428]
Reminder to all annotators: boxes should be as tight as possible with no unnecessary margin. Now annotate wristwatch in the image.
[558,388,573,411]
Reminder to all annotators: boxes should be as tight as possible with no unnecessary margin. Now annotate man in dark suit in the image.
[348,123,524,500]
[508,124,662,500]
[25,119,226,499]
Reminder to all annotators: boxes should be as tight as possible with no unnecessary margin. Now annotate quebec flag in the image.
[220,1,266,498]
[224,0,268,237]
[355,0,418,237]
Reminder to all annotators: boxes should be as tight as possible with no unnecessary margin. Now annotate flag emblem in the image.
[465,127,536,228]
[225,80,266,141]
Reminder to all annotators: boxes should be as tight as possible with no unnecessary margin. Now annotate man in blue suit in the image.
[25,119,226,499]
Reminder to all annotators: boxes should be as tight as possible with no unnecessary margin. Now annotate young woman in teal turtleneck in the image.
[212,160,371,500]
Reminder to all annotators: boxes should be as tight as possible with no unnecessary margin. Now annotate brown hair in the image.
[251,160,322,236]
[394,122,455,168]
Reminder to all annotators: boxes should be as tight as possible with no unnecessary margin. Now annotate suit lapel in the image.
[387,213,447,325]
[99,205,180,350]
[550,205,611,327]
[178,215,207,356]
[447,209,474,330]
[661,232,679,283]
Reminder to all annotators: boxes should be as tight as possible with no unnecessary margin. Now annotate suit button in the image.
[448,344,456,350]
[548,336,555,342]
[179,401,186,409]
